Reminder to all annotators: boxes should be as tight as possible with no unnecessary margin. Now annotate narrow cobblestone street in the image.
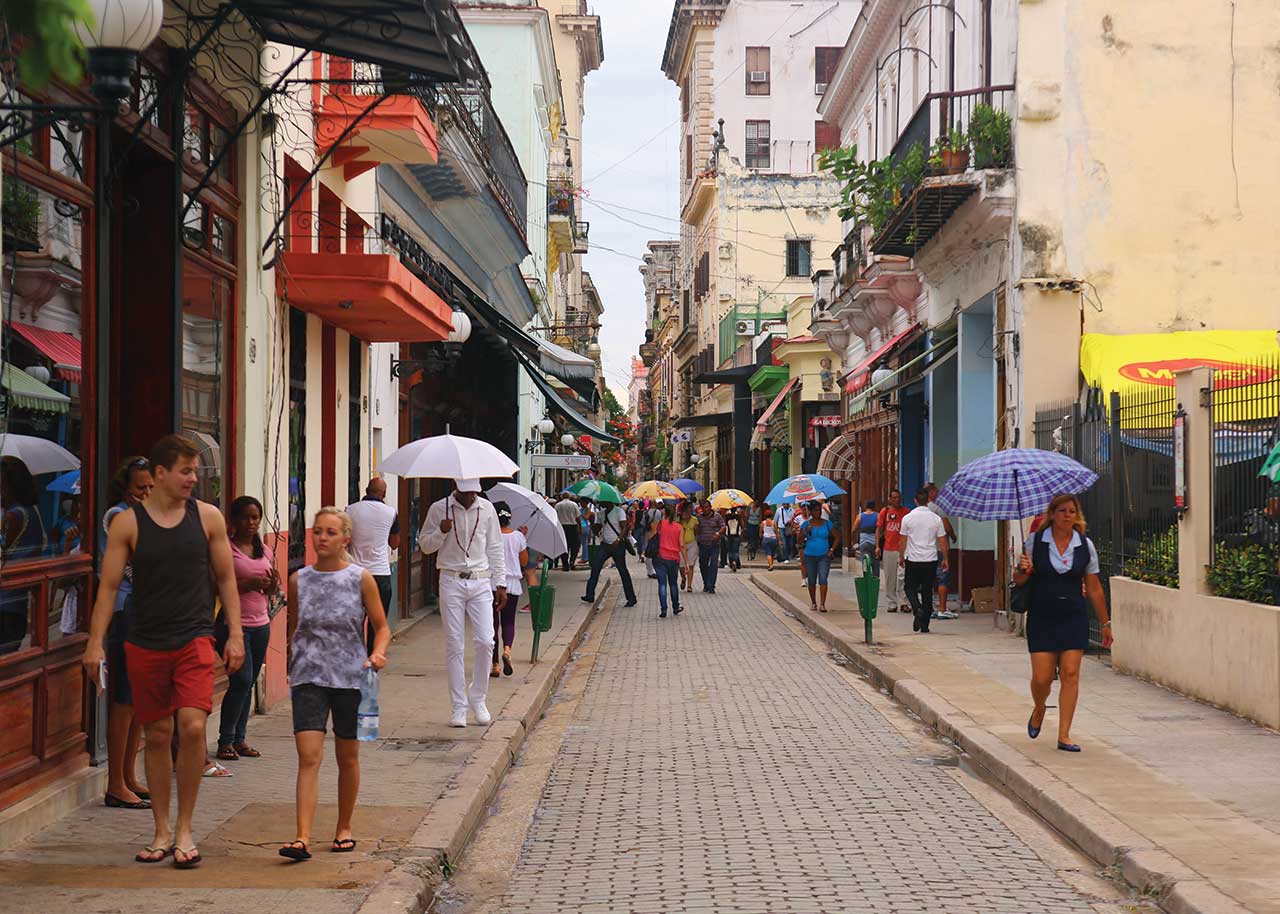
[455,573,1134,914]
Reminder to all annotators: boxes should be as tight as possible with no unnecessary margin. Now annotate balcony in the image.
[278,213,454,342]
[548,175,576,254]
[316,61,440,180]
[573,220,590,254]
[865,86,1016,259]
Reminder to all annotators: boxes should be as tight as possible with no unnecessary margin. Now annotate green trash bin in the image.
[526,560,555,662]
[853,555,880,644]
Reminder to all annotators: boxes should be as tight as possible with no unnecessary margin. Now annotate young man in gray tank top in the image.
[84,435,244,869]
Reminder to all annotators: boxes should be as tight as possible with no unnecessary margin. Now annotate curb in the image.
[750,573,1251,914]
[354,579,611,914]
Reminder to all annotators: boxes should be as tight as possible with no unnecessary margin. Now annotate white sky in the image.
[580,2,680,404]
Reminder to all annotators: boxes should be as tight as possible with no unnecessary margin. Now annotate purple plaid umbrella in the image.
[934,449,1098,531]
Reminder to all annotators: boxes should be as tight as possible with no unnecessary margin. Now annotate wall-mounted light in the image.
[561,433,577,448]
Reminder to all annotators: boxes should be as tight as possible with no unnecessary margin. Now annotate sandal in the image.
[202,761,233,778]
[134,844,173,863]
[331,838,357,853]
[215,744,239,761]
[106,793,151,810]
[279,840,311,861]
[173,846,202,869]
[232,743,261,758]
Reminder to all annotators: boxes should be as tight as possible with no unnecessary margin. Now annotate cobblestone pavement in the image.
[496,573,1108,914]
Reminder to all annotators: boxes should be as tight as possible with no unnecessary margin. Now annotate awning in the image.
[536,336,596,380]
[817,434,858,479]
[865,336,958,396]
[674,412,731,428]
[458,289,595,386]
[239,0,483,83]
[842,324,920,393]
[8,321,81,383]
[755,377,800,433]
[1,363,71,414]
[693,364,757,385]
[514,351,618,443]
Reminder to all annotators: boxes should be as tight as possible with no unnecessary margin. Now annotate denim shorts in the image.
[763,539,778,558]
[803,554,831,585]
[936,557,952,587]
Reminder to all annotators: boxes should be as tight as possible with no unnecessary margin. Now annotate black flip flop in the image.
[173,846,202,869]
[279,841,311,861]
[331,838,357,853]
[106,793,151,810]
[134,845,172,863]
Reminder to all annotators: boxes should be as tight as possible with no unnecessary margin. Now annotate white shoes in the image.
[448,709,468,728]
[472,703,492,726]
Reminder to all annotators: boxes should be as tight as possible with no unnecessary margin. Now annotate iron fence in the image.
[1209,355,1280,605]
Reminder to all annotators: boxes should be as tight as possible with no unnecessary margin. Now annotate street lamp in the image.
[445,309,472,360]
[560,433,576,448]
[536,417,556,436]
[76,0,165,104]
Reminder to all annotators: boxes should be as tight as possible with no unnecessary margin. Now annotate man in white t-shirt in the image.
[553,496,581,571]
[346,477,400,650]
[580,501,637,607]
[898,487,950,634]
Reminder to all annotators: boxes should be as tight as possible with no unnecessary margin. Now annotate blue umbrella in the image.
[47,469,81,495]
[670,477,704,495]
[765,473,846,504]
[934,448,1097,523]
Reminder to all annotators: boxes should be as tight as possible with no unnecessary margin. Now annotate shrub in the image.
[1130,525,1179,589]
[1208,543,1278,605]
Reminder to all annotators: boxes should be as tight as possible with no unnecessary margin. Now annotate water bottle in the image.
[357,668,379,742]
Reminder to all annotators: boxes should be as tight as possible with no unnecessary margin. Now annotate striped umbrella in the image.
[624,480,685,501]
[1260,440,1280,483]
[563,479,625,504]
[709,488,754,509]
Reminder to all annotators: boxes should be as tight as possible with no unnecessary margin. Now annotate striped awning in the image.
[8,321,82,383]
[817,433,858,479]
[1,363,70,414]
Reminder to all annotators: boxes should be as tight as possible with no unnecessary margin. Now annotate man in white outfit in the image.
[418,479,506,728]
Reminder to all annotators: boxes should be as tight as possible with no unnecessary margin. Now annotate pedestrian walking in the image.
[695,499,726,593]
[82,434,245,869]
[745,503,761,560]
[898,488,950,634]
[213,496,277,763]
[775,502,797,564]
[925,482,958,618]
[760,508,779,569]
[1013,494,1113,752]
[279,507,390,861]
[875,490,909,611]
[857,500,880,573]
[581,497,637,607]
[798,501,840,612]
[796,504,811,586]
[650,504,684,618]
[346,477,401,649]
[578,500,592,566]
[724,508,743,571]
[100,456,153,810]
[492,503,528,677]
[553,495,580,572]
[418,479,506,728]
[642,499,665,578]
[718,509,730,568]
[678,502,698,591]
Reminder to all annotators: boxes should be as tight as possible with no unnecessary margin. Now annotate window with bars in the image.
[745,120,770,169]
[786,239,812,278]
[745,47,770,95]
[694,251,710,299]
[815,47,841,92]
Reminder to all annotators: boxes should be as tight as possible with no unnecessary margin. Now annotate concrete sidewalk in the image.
[0,570,604,914]
[753,567,1280,914]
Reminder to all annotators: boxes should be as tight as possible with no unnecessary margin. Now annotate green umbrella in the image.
[564,479,624,504]
[1260,440,1280,483]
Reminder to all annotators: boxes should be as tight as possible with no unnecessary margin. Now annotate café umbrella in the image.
[709,488,754,510]
[624,480,685,501]
[670,477,704,495]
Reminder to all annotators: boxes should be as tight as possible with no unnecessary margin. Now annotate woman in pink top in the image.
[214,496,278,761]
[651,505,684,618]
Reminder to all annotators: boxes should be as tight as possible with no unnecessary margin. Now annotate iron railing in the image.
[887,84,1015,187]
[1209,355,1280,605]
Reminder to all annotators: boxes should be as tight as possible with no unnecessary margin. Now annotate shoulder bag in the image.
[644,525,662,559]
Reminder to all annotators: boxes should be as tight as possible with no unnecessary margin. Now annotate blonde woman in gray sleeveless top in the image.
[280,508,390,861]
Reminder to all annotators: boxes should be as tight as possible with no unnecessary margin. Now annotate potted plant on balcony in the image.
[930,126,970,175]
[969,103,1012,169]
[2,182,42,254]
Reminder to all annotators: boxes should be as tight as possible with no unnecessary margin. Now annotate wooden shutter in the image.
[815,120,841,153]
[815,47,841,90]
[746,47,770,95]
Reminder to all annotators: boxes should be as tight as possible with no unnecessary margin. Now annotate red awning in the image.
[755,376,800,432]
[842,324,919,394]
[9,321,82,383]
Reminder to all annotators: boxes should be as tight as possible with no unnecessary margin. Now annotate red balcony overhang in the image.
[279,251,453,342]
[317,94,440,180]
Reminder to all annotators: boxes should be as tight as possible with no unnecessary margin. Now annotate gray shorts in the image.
[291,683,361,739]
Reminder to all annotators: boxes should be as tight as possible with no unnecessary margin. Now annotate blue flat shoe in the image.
[1027,713,1042,740]
[1057,741,1082,752]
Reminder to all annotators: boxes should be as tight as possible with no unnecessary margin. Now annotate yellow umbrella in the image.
[624,480,685,500]
[709,488,754,509]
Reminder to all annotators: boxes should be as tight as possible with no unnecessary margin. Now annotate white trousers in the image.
[880,550,904,606]
[440,575,496,713]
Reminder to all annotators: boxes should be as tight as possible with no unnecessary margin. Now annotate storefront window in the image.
[181,260,230,506]
[1,178,86,569]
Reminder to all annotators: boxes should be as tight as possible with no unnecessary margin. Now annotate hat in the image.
[456,478,482,493]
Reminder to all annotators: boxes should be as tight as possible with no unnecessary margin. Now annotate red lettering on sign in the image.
[1117,359,1277,388]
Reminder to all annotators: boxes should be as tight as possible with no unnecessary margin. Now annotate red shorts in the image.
[124,637,216,725]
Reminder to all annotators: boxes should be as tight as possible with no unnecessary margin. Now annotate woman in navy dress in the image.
[1012,494,1113,752]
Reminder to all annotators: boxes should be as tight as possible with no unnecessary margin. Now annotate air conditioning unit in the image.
[735,319,757,336]
[815,82,828,94]
[748,71,768,83]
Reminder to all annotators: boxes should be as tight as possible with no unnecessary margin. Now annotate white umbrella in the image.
[486,481,567,558]
[380,433,519,480]
[0,433,80,475]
